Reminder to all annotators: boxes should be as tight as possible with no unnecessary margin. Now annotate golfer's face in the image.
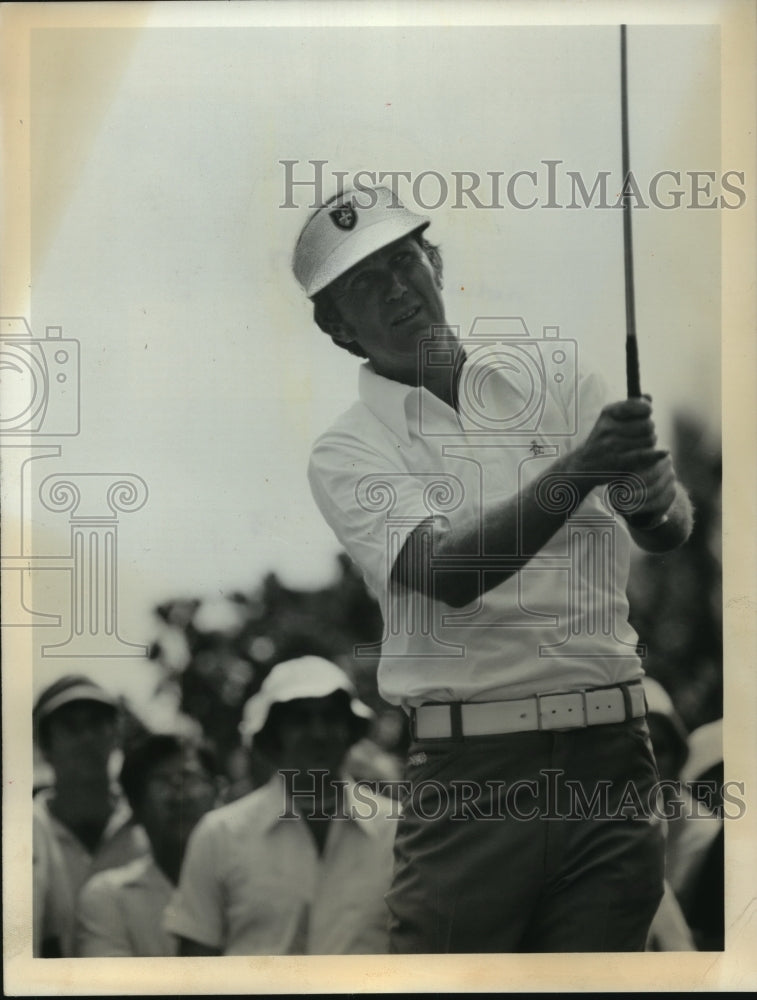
[330,236,445,385]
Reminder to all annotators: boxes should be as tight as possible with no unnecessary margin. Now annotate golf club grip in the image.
[626,334,641,399]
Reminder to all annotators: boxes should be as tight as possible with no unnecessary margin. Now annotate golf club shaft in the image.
[621,24,642,399]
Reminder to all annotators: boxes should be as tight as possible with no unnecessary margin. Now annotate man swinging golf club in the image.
[297,181,693,952]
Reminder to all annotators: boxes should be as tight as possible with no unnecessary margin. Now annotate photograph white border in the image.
[2,0,755,993]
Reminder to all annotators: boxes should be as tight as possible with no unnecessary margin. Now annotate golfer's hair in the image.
[312,234,443,358]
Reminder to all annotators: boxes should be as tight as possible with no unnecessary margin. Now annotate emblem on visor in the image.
[329,200,357,230]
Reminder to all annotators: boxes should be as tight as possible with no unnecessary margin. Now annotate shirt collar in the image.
[358,350,549,442]
[358,361,463,446]
[123,854,172,891]
[358,363,417,446]
[259,771,380,839]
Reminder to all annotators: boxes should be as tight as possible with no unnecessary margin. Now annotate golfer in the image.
[298,185,693,952]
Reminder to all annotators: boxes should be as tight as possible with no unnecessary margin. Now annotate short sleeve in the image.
[162,816,226,950]
[76,872,132,957]
[308,429,434,601]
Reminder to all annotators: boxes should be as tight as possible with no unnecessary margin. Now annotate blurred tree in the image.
[148,552,393,777]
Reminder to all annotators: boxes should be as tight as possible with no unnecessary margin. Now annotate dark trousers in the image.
[386,717,665,953]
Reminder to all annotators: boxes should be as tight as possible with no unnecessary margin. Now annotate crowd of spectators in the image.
[33,659,725,957]
[33,660,401,957]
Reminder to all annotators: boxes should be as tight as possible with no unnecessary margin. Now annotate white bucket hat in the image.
[239,656,373,748]
[292,185,430,298]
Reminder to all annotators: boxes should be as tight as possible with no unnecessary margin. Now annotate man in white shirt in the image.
[297,185,694,952]
[163,656,398,955]
[76,734,220,956]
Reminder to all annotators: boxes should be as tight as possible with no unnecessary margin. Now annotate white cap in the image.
[292,186,430,298]
[238,655,373,747]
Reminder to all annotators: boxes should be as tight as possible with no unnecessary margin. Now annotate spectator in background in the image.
[643,676,723,950]
[679,717,725,950]
[221,691,404,806]
[164,656,398,955]
[76,734,221,956]
[33,675,149,957]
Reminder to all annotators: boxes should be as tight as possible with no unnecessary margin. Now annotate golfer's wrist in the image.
[556,450,601,497]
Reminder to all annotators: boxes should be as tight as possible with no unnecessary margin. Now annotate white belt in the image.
[411,683,647,740]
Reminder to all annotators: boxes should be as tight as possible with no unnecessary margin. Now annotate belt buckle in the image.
[413,704,456,741]
[536,690,588,731]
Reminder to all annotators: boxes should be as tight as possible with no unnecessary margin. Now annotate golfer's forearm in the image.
[391,451,594,608]
[627,482,694,553]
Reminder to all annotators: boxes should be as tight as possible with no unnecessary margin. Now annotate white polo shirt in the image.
[163,775,397,955]
[76,855,176,957]
[308,350,643,710]
[33,789,149,957]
